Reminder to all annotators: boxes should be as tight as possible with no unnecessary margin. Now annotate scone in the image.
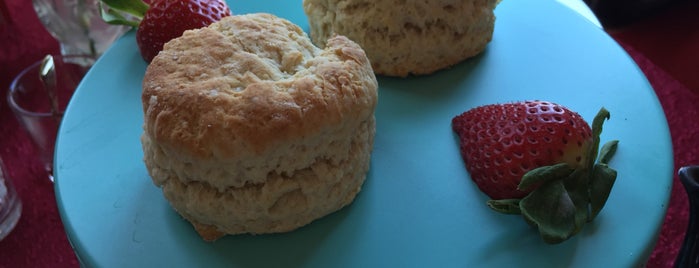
[141,13,378,241]
[303,0,500,77]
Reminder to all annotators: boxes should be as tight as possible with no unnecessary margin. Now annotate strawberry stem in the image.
[586,107,611,170]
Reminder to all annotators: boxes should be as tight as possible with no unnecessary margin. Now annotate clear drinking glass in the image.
[32,0,128,58]
[7,55,95,182]
[0,158,22,241]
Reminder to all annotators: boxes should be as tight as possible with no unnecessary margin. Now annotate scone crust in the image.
[142,13,378,189]
[141,13,378,239]
[143,13,376,156]
[303,0,499,77]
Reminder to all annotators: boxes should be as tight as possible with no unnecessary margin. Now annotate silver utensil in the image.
[38,54,61,123]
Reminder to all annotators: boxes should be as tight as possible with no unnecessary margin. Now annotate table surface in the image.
[0,0,697,267]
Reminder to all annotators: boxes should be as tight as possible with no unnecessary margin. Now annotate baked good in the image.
[303,0,500,77]
[140,13,378,241]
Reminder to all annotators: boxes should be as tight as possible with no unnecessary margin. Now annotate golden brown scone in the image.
[303,0,500,77]
[141,13,378,241]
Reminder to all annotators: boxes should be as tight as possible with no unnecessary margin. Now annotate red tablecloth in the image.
[0,1,697,267]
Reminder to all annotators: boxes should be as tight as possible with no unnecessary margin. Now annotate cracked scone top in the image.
[303,0,500,77]
[141,13,378,241]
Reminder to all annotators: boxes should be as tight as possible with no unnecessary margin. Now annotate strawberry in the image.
[99,0,231,62]
[451,100,619,244]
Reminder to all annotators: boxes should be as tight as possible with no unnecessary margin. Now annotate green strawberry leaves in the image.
[589,162,617,219]
[98,0,149,27]
[488,107,619,244]
[520,179,577,243]
[518,163,574,191]
[488,199,522,214]
[598,140,619,165]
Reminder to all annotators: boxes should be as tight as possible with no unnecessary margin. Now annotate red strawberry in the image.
[452,100,619,244]
[100,0,231,62]
[452,101,591,199]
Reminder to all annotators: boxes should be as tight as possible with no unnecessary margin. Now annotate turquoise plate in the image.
[55,0,673,267]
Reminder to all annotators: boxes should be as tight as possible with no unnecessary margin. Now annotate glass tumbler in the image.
[7,55,95,182]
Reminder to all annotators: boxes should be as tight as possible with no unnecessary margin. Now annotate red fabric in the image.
[0,0,696,267]
[0,0,77,267]
[606,1,699,266]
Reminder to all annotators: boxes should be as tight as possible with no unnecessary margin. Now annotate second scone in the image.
[141,13,378,241]
[303,0,500,77]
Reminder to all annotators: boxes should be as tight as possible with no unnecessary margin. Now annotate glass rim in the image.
[7,54,96,117]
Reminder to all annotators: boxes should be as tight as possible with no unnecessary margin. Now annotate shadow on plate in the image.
[376,51,487,102]
[163,187,363,267]
[477,217,579,266]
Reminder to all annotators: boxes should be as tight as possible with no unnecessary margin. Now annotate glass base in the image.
[0,180,22,241]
